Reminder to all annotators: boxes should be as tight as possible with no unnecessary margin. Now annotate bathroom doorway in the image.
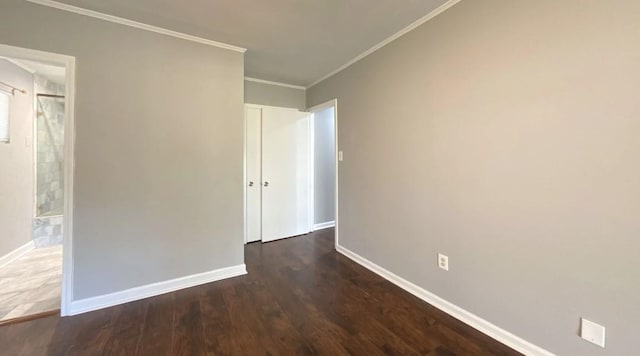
[0,44,75,323]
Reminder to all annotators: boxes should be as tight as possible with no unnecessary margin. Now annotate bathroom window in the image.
[0,91,9,143]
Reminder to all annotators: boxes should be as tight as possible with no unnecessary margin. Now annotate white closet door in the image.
[261,107,311,242]
[245,107,262,243]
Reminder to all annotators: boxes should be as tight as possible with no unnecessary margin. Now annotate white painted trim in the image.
[243,105,249,244]
[25,0,247,53]
[336,245,555,356]
[308,112,315,233]
[31,75,37,216]
[244,103,301,112]
[69,264,247,316]
[334,100,339,248]
[0,43,76,317]
[313,221,335,231]
[307,99,339,247]
[307,0,462,88]
[62,52,76,318]
[0,241,35,269]
[0,89,12,143]
[244,77,306,91]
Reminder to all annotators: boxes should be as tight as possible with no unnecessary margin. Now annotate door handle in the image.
[263,181,269,187]
[248,181,254,187]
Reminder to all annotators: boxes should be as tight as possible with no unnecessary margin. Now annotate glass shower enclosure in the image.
[33,93,65,247]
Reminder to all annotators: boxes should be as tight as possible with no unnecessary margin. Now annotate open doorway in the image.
[0,44,75,322]
[309,100,337,234]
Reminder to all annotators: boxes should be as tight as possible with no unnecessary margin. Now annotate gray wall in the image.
[244,80,305,110]
[0,59,34,257]
[313,106,335,225]
[307,0,640,354]
[0,0,245,300]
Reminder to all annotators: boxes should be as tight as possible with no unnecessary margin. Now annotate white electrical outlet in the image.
[581,318,605,348]
[438,253,449,271]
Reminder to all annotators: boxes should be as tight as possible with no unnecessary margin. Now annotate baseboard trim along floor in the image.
[68,264,247,316]
[313,221,336,231]
[335,244,555,356]
[0,241,35,269]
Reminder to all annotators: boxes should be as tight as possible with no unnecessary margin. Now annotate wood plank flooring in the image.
[0,229,520,355]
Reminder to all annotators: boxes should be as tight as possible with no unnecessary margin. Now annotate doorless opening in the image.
[308,99,339,246]
[0,43,76,319]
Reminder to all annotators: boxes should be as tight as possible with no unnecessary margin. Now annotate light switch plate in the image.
[338,150,343,161]
[581,318,605,348]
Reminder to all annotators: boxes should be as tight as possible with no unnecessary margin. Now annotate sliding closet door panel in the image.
[245,107,262,243]
[261,107,310,242]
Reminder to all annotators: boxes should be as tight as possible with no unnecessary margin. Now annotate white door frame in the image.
[307,112,315,233]
[307,99,339,247]
[0,43,76,316]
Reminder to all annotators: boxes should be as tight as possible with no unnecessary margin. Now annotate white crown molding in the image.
[68,264,247,316]
[0,241,35,269]
[336,244,556,356]
[245,77,306,91]
[307,0,462,89]
[25,0,247,53]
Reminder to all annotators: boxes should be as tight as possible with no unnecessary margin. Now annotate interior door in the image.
[261,107,311,242]
[245,107,262,243]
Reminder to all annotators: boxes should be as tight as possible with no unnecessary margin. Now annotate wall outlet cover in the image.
[438,253,449,271]
[581,318,605,348]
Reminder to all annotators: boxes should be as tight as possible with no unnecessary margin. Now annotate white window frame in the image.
[0,90,11,143]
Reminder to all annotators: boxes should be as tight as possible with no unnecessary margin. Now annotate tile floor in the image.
[0,245,62,322]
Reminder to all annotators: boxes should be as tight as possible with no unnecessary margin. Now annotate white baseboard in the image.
[335,244,555,356]
[0,241,35,269]
[68,264,247,316]
[313,221,336,231]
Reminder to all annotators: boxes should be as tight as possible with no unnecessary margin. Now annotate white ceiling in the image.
[1,57,66,84]
[52,0,449,86]
[21,59,66,84]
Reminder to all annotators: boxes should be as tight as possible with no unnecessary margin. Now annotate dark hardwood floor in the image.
[0,228,520,355]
